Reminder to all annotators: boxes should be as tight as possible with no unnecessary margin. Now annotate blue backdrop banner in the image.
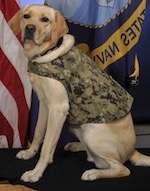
[46,0,146,88]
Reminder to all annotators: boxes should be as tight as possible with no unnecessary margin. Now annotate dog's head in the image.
[8,4,69,58]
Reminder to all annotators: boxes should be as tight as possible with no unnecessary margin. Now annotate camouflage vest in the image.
[28,47,133,127]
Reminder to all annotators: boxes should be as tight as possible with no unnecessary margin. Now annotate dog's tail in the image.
[129,149,150,166]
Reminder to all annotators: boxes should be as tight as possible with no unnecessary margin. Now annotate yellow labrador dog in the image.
[9,4,150,183]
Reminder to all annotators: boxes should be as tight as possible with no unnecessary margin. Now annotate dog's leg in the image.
[65,142,94,162]
[130,149,150,166]
[78,124,131,180]
[16,101,48,160]
[81,159,130,181]
[21,104,68,182]
[64,128,94,162]
[64,142,85,152]
[20,77,69,182]
[64,128,85,151]
[79,116,136,181]
[80,130,131,181]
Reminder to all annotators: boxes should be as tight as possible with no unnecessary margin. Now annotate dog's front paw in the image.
[81,169,99,181]
[21,170,42,183]
[16,149,36,160]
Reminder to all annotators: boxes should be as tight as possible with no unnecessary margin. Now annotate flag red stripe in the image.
[0,0,23,45]
[0,46,29,147]
[0,0,19,21]
[0,112,14,147]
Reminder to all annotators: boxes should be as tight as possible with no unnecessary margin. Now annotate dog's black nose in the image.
[25,24,36,33]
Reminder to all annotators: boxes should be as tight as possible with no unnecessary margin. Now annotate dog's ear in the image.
[8,5,30,35]
[54,11,69,37]
[8,10,21,35]
[49,11,69,43]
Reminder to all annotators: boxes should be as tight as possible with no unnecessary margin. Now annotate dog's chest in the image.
[28,47,133,127]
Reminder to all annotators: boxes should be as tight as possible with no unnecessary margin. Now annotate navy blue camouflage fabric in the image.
[28,46,133,127]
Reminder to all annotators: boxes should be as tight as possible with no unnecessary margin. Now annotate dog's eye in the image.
[23,14,30,19]
[41,17,49,22]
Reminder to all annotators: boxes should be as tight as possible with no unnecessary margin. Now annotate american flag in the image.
[0,0,31,148]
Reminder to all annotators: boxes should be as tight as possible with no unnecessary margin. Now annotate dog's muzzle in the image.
[24,24,36,42]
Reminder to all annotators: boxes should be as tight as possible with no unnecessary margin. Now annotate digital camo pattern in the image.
[28,46,133,127]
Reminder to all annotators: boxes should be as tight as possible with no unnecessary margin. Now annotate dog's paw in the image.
[64,142,85,152]
[16,149,36,160]
[81,169,99,181]
[21,170,42,183]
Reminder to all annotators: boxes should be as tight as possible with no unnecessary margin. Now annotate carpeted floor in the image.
[0,148,150,191]
[0,184,36,191]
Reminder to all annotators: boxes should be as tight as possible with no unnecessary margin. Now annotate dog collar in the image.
[31,37,63,61]
[40,37,63,57]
